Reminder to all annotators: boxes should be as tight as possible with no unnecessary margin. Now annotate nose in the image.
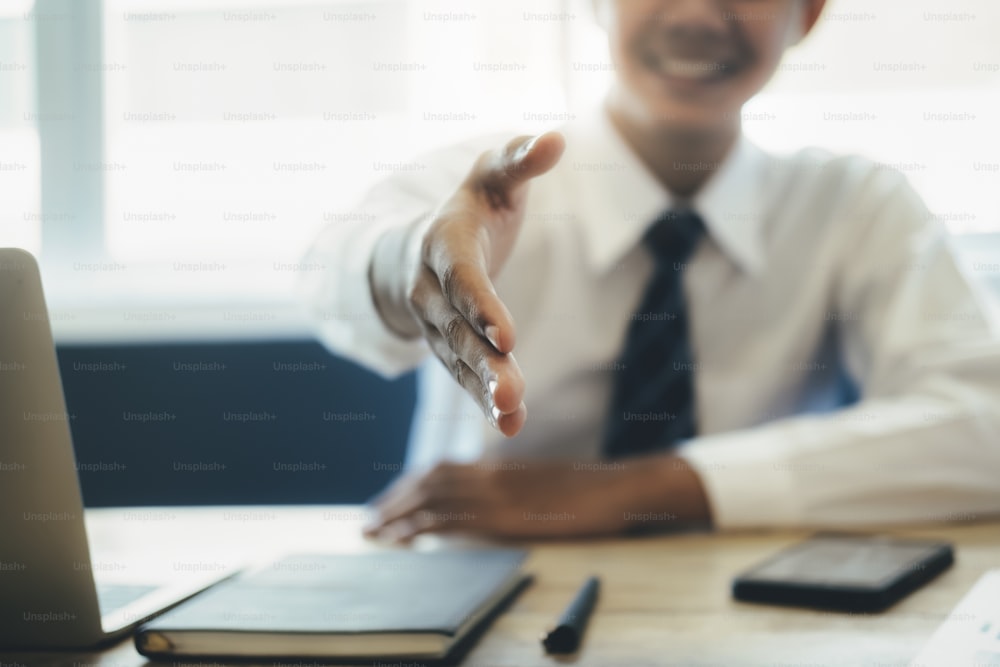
[654,0,730,35]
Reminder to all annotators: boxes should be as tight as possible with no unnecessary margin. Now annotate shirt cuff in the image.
[676,425,803,530]
[297,212,430,379]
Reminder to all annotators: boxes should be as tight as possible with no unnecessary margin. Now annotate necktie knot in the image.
[643,209,706,264]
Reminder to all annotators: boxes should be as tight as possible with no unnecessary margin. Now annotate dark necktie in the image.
[602,209,706,459]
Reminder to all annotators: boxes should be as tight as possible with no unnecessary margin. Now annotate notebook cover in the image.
[135,549,528,658]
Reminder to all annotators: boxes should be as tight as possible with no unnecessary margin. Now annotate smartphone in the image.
[732,532,954,612]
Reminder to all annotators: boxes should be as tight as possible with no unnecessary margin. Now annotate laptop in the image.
[0,247,233,649]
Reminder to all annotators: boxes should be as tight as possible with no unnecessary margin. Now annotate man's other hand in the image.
[362,455,711,541]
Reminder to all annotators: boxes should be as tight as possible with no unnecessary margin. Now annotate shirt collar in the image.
[565,104,769,276]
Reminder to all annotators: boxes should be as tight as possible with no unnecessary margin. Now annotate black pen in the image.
[541,575,600,654]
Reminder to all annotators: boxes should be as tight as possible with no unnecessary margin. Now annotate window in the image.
[0,0,41,254]
[9,0,1000,341]
[28,0,574,341]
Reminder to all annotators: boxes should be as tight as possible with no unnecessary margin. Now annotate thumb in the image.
[466,131,566,209]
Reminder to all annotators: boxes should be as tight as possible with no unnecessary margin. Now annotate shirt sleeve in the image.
[297,181,432,379]
[296,138,498,379]
[678,170,1000,529]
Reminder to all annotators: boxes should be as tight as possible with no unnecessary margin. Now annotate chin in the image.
[648,102,740,133]
[622,76,747,131]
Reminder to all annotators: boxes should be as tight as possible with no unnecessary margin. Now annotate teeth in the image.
[656,57,722,80]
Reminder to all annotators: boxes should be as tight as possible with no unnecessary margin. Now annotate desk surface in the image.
[4,506,998,666]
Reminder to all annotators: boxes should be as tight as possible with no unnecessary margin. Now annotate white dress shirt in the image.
[300,103,1000,529]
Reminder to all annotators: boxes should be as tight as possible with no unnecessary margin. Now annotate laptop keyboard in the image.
[96,583,158,614]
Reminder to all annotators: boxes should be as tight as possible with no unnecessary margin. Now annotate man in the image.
[301,0,1000,541]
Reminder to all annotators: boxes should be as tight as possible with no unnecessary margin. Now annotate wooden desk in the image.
[3,506,998,666]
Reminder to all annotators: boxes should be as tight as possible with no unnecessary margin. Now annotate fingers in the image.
[497,400,527,441]
[369,509,482,543]
[417,219,520,426]
[368,464,467,527]
[423,285,523,413]
[423,254,517,354]
[409,265,526,435]
[465,131,566,210]
[364,463,485,540]
[387,507,486,542]
[374,493,480,539]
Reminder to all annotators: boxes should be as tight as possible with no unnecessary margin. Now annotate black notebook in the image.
[134,549,529,661]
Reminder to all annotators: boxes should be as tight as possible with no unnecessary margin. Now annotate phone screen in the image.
[741,534,947,587]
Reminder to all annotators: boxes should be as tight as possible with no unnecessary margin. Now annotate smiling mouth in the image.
[647,53,737,83]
